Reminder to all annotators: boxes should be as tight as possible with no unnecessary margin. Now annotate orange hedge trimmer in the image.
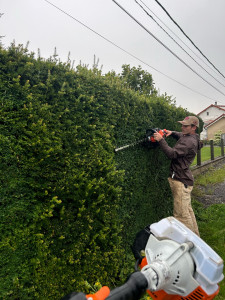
[114,128,168,152]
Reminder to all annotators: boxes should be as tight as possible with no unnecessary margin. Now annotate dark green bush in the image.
[0,44,195,298]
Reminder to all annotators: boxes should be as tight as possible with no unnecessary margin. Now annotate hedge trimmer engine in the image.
[114,128,167,152]
[133,217,224,300]
[62,217,224,300]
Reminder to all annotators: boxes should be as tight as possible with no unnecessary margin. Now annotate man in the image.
[153,116,201,236]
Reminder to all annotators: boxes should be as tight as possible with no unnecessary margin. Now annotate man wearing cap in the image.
[153,116,201,236]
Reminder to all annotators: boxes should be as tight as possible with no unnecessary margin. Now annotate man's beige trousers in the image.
[168,177,200,236]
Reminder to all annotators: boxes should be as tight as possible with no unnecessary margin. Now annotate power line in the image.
[135,0,225,89]
[153,0,225,80]
[112,0,225,97]
[138,0,225,83]
[42,0,223,104]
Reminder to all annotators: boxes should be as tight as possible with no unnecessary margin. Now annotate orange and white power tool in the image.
[62,217,224,300]
[137,217,224,300]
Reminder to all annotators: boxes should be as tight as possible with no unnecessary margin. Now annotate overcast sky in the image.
[1,0,225,114]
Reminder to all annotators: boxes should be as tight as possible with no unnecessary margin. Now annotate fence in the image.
[192,139,225,176]
[196,139,225,166]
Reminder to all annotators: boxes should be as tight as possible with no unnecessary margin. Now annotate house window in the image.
[207,112,209,116]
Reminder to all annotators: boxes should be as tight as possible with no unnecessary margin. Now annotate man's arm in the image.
[153,131,187,159]
[154,130,181,141]
[170,131,182,140]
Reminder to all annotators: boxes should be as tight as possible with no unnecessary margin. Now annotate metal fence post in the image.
[221,139,224,156]
[197,149,201,166]
[210,140,214,160]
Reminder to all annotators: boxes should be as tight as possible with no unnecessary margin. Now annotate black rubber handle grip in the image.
[106,272,148,300]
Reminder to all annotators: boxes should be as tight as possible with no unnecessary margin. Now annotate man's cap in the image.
[178,116,199,127]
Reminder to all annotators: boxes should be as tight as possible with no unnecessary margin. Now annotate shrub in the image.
[0,44,192,298]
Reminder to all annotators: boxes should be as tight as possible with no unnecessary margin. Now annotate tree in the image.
[120,64,157,96]
[0,13,5,47]
[214,130,222,145]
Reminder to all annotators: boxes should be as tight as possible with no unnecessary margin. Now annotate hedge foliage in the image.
[0,44,199,299]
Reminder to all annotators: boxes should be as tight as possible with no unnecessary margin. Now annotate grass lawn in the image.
[198,204,225,299]
[192,146,224,166]
[192,165,225,299]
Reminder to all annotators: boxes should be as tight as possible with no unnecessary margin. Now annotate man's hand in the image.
[153,131,163,141]
[165,130,172,137]
[153,130,172,141]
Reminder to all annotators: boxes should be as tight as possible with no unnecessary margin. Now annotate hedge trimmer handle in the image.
[106,272,147,299]
[62,272,148,300]
[146,128,167,142]
[62,286,110,300]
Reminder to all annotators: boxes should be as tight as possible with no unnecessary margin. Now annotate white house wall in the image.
[200,128,207,140]
[198,106,224,122]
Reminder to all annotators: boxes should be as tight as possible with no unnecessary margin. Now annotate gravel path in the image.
[194,166,225,207]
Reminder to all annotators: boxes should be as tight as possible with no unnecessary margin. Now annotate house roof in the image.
[204,114,225,128]
[197,104,225,116]
[204,119,215,125]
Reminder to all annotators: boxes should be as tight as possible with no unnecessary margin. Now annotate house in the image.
[197,102,225,141]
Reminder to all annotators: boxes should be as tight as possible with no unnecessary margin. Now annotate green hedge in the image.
[0,44,199,299]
